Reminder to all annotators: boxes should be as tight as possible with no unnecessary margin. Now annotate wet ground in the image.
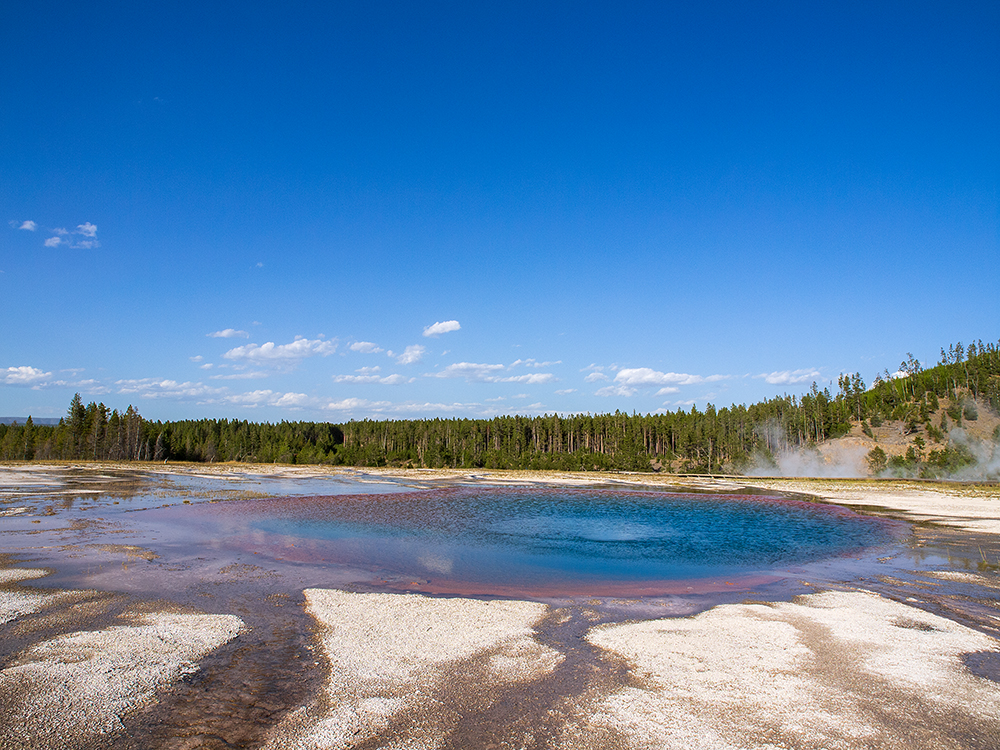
[2,464,1000,749]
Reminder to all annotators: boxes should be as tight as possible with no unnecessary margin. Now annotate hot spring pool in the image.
[161,487,900,596]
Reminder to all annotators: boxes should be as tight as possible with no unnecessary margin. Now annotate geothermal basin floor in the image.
[1,464,1000,749]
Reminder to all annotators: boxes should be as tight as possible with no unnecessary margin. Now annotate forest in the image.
[2,339,999,478]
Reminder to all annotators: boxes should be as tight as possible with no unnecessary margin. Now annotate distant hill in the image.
[0,417,62,426]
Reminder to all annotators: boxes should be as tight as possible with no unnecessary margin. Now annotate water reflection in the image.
[147,488,900,595]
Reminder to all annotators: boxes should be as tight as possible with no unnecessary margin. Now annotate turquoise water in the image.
[217,487,898,593]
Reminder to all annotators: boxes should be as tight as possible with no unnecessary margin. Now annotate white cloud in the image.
[510,358,561,368]
[210,371,270,380]
[223,337,337,363]
[68,378,110,394]
[383,401,484,415]
[349,341,383,354]
[30,377,110,394]
[31,223,100,249]
[333,368,412,384]
[595,385,638,397]
[116,378,226,400]
[113,378,315,410]
[2,371,109,393]
[422,320,461,337]
[2,366,52,385]
[273,392,310,407]
[497,373,555,384]
[225,390,276,405]
[199,363,213,370]
[208,329,250,339]
[325,397,391,411]
[225,390,312,408]
[584,372,609,383]
[555,388,577,395]
[395,345,426,365]
[190,355,204,362]
[614,368,708,387]
[756,369,821,385]
[427,362,556,384]
[429,362,506,381]
[42,229,99,249]
[594,368,729,396]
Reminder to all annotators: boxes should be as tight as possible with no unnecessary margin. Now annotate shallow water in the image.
[135,487,901,597]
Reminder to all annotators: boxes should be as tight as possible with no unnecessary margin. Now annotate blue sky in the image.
[2,1,998,422]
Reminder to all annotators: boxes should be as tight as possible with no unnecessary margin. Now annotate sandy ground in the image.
[740,477,1000,534]
[561,590,1000,749]
[1,464,999,749]
[263,591,562,749]
[0,609,244,749]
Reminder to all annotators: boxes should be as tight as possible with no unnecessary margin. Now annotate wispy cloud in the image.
[499,373,555,384]
[510,358,561,368]
[614,368,722,387]
[394,344,426,365]
[584,372,609,383]
[381,401,485,415]
[115,377,312,409]
[225,390,312,408]
[422,320,461,337]
[592,368,729,397]
[2,366,53,385]
[208,329,250,339]
[333,366,412,385]
[116,378,227,400]
[595,385,638,397]
[756,368,821,385]
[349,341,383,354]
[223,336,337,364]
[555,388,577,395]
[210,371,270,380]
[0,367,110,394]
[29,221,100,249]
[428,362,555,384]
[428,362,505,381]
[325,397,392,411]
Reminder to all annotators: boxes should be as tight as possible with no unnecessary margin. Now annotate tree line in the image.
[2,338,999,475]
